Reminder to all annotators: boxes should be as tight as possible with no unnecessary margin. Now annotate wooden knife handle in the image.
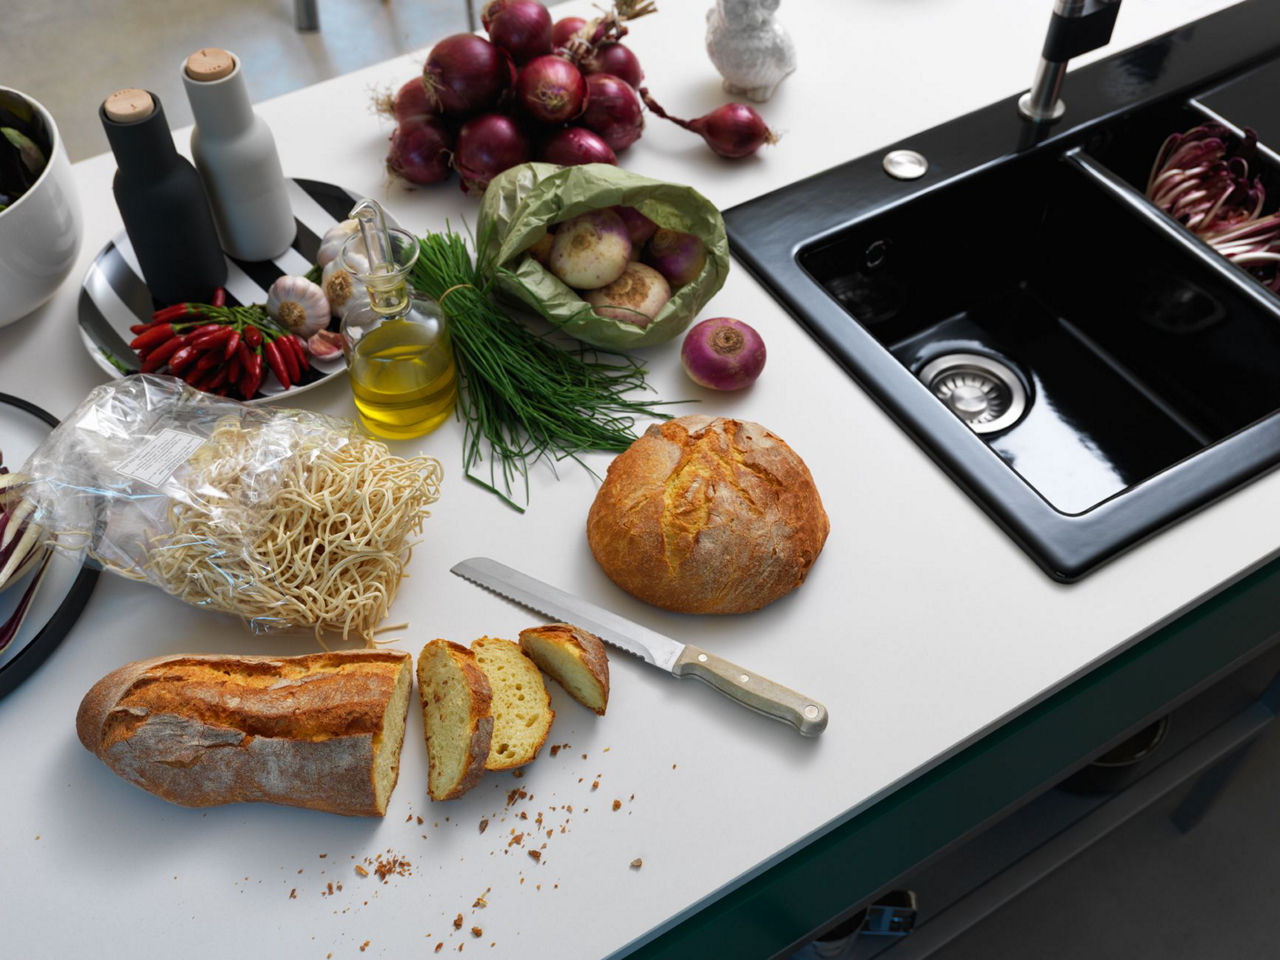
[673,645,828,737]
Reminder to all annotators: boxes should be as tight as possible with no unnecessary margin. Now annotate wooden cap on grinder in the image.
[184,48,236,81]
[103,88,155,122]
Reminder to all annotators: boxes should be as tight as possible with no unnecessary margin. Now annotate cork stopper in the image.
[184,48,236,82]
[103,88,155,123]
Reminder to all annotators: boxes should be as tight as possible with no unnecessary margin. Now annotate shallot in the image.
[583,262,670,327]
[386,113,454,185]
[423,34,515,117]
[680,317,766,390]
[454,113,531,194]
[487,0,553,64]
[548,209,631,288]
[516,54,588,125]
[640,88,777,159]
[540,127,617,166]
[581,73,644,152]
[644,228,706,286]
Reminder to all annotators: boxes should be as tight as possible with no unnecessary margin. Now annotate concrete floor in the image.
[3,0,470,162]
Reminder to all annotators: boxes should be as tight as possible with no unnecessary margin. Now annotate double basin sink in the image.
[725,0,1280,580]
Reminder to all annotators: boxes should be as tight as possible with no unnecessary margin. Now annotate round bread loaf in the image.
[586,415,829,614]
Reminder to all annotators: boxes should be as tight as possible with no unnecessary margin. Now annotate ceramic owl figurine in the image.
[705,0,797,103]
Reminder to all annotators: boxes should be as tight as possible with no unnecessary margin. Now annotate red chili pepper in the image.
[239,368,263,401]
[130,323,175,353]
[190,327,236,353]
[223,329,242,362]
[288,334,311,372]
[212,287,227,308]
[228,354,243,383]
[243,324,263,348]
[275,335,300,384]
[188,366,218,391]
[167,344,201,375]
[192,351,223,376]
[183,322,227,340]
[152,303,198,323]
[206,366,230,392]
[263,339,290,389]
[140,335,188,373]
[129,322,156,335]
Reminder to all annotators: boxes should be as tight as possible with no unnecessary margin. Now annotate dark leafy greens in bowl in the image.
[0,90,51,214]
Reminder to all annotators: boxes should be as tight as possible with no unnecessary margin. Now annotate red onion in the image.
[386,114,454,185]
[423,34,515,118]
[540,127,617,167]
[581,74,643,152]
[640,88,778,159]
[487,0,553,65]
[582,43,643,90]
[454,113,530,194]
[681,317,766,391]
[552,16,588,49]
[616,206,657,247]
[377,77,435,123]
[644,229,707,286]
[479,0,508,31]
[516,54,589,125]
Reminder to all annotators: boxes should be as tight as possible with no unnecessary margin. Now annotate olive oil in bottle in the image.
[340,200,457,440]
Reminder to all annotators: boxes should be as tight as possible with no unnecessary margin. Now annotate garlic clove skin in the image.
[316,220,363,268]
[322,254,371,318]
[307,329,345,362]
[266,275,331,338]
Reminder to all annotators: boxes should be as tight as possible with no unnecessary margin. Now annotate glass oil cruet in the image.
[340,199,457,440]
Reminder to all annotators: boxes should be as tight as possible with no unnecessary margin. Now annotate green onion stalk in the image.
[410,227,676,511]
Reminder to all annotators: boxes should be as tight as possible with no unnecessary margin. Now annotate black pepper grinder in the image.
[100,88,226,304]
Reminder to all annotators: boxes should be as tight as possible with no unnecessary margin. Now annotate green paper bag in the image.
[477,162,730,350]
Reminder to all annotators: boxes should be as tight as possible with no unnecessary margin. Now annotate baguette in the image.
[417,640,494,800]
[76,651,413,817]
[519,623,609,715]
[470,637,554,770]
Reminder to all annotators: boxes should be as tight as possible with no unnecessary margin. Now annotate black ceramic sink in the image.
[725,0,1280,580]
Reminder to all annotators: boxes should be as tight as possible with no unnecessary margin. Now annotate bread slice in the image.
[76,651,413,817]
[417,641,494,801]
[519,623,610,716]
[470,637,554,770]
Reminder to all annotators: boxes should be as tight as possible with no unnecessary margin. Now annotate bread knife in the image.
[450,557,828,737]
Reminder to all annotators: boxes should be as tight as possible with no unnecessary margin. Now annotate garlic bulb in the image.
[316,220,362,268]
[266,275,330,338]
[322,254,371,320]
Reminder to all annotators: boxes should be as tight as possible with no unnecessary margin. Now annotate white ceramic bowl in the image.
[0,88,82,327]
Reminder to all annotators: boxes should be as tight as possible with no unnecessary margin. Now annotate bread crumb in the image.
[359,941,370,952]
[603,747,610,752]
[454,913,464,929]
[612,800,622,811]
[355,865,369,877]
[319,853,328,858]
[406,814,414,822]
[549,745,560,757]
[528,850,542,862]
[513,769,524,778]
[435,945,443,954]
[591,780,599,791]
[474,896,488,909]
[630,858,643,869]
[471,927,483,938]
[289,888,297,899]
[417,816,424,825]
[478,818,489,834]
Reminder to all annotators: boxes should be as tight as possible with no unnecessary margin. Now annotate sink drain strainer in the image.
[919,353,1027,435]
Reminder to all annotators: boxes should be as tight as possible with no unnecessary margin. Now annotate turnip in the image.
[583,262,670,327]
[548,209,631,289]
[644,228,707,287]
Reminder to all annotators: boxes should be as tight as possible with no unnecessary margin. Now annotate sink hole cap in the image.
[882,149,929,180]
[919,353,1028,435]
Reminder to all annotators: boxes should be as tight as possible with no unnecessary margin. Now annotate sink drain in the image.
[919,353,1027,435]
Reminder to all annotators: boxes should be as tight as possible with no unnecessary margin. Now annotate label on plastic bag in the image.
[116,428,206,486]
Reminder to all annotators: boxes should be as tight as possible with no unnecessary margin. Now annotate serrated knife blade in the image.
[451,557,828,737]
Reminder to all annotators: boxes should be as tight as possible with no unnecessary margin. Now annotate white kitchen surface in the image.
[0,2,1268,958]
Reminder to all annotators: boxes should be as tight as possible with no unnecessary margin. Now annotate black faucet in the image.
[1019,0,1123,122]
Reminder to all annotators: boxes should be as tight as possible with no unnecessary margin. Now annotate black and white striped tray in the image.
[78,178,361,403]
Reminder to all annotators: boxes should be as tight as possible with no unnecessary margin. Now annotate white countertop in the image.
[0,2,1269,958]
